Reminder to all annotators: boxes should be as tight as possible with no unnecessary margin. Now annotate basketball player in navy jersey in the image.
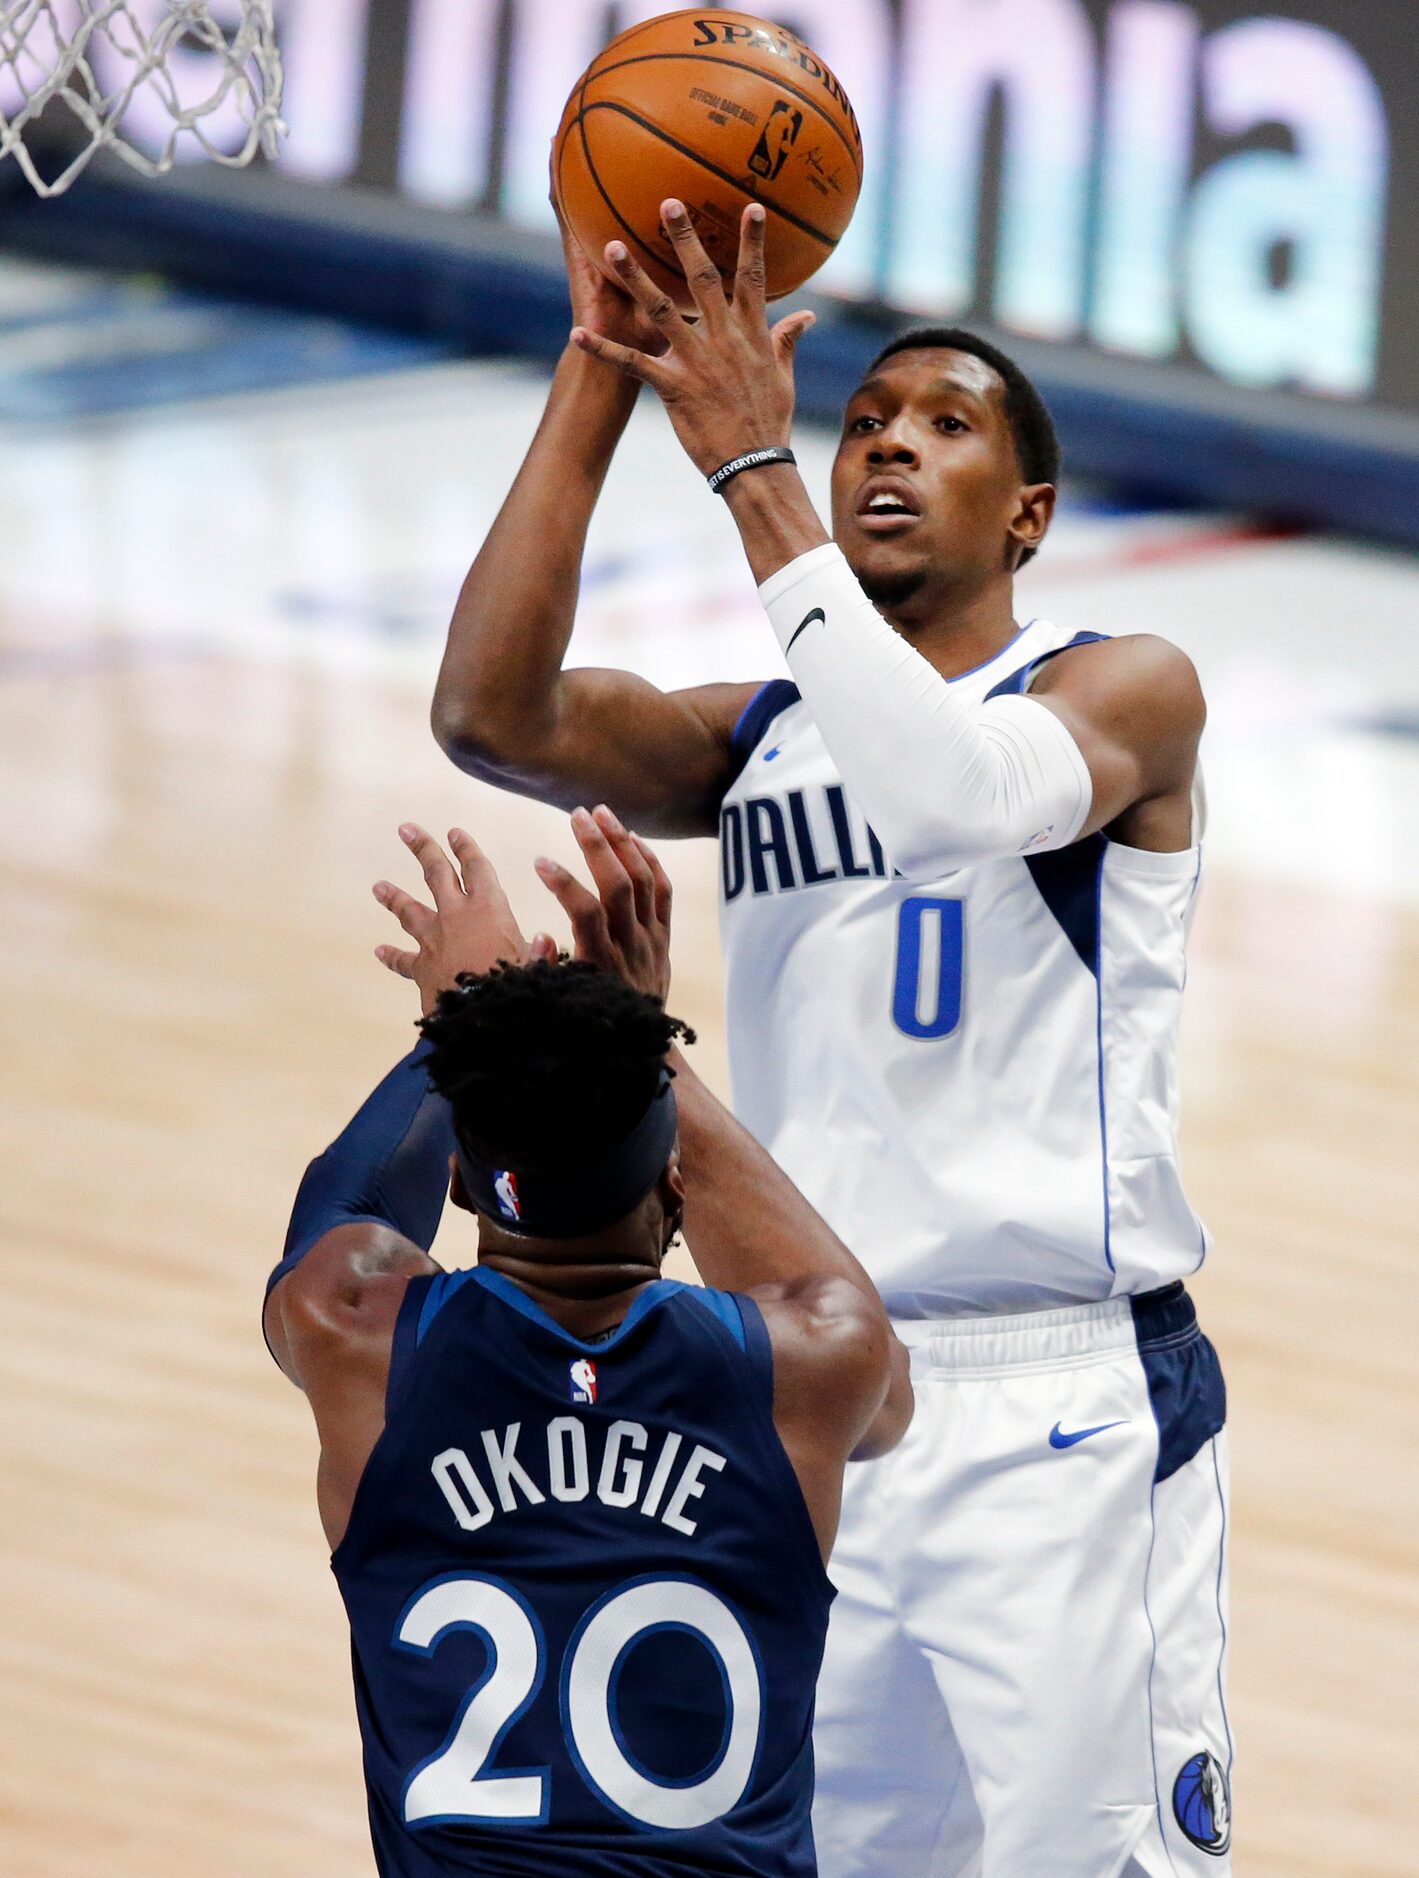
[429,203,1233,1875]
[265,805,911,1877]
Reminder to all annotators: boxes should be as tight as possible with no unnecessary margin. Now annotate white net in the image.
[0,0,283,197]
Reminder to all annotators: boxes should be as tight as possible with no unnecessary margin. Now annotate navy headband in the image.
[455,1071,678,1239]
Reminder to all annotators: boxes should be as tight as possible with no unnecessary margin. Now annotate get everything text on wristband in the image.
[708,445,797,495]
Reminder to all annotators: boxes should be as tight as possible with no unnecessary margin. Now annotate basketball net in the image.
[0,0,284,197]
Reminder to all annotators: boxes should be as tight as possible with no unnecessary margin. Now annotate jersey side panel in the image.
[1100,840,1211,1291]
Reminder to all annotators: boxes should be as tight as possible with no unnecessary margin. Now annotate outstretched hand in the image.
[535,805,674,1004]
[373,824,547,1015]
[569,199,815,478]
[552,176,669,359]
[373,809,674,1014]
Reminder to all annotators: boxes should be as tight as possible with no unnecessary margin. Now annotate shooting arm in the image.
[745,531,1093,876]
[554,209,1075,867]
[558,209,1195,864]
[721,477,1202,872]
[430,346,756,838]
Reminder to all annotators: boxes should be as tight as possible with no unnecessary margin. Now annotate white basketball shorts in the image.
[812,1283,1232,1877]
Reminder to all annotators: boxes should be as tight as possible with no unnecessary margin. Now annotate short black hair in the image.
[418,958,694,1172]
[867,326,1059,565]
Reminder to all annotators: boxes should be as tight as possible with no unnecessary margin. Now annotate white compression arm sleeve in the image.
[759,543,1093,878]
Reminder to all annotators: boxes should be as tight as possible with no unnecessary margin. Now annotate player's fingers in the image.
[570,325,668,389]
[771,309,816,367]
[399,823,461,909]
[534,855,597,920]
[447,826,499,896]
[570,806,638,938]
[374,944,418,980]
[373,879,434,939]
[631,832,674,929]
[534,854,609,959]
[603,241,687,337]
[547,145,564,222]
[661,199,728,326]
[592,805,656,925]
[529,931,560,964]
[733,203,768,316]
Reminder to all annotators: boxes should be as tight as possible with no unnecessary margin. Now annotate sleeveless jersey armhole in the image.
[985,628,1111,701]
[684,1283,748,1352]
[726,679,801,788]
[731,1292,836,1599]
[328,1272,439,1573]
[384,1273,433,1421]
[732,1291,777,1420]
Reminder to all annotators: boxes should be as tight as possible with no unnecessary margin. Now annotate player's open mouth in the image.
[855,477,923,534]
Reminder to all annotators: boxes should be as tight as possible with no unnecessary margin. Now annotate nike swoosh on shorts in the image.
[1048,1419,1129,1449]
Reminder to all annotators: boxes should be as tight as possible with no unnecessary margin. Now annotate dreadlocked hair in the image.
[417,958,695,1171]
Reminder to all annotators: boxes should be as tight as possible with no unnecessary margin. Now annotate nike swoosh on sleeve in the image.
[786,607,825,653]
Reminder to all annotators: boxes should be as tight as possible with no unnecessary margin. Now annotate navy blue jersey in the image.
[332,1266,834,1877]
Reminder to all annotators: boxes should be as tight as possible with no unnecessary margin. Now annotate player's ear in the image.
[448,1153,477,1215]
[658,1145,686,1250]
[1008,481,1055,568]
[662,1143,685,1207]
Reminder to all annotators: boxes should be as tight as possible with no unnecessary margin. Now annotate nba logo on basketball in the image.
[569,1359,597,1406]
[493,1169,521,1221]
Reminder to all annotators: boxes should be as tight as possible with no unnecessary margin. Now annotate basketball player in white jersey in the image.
[430,201,1232,1875]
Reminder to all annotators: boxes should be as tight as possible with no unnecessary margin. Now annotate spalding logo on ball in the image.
[554,8,862,309]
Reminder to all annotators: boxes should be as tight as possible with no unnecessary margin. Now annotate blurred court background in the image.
[1,3,1416,1873]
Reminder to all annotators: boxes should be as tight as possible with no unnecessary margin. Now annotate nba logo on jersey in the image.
[569,1359,597,1405]
[493,1169,521,1221]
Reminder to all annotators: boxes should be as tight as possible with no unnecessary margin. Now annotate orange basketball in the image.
[553,9,862,310]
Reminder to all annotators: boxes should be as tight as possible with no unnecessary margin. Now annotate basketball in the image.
[553,9,862,309]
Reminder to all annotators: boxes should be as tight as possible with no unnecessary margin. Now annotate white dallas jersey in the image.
[719,619,1210,1316]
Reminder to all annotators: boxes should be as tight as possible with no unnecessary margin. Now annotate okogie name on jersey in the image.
[431,1413,728,1539]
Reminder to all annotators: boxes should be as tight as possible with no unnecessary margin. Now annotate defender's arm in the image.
[269,816,540,1385]
[267,822,541,1547]
[263,1040,454,1388]
[670,1046,912,1469]
[536,810,912,1472]
[263,1047,454,1551]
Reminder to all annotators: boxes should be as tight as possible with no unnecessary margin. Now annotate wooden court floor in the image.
[2,648,1416,1875]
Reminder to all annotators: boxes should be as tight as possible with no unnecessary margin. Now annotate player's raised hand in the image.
[373,824,550,1014]
[569,199,815,478]
[535,805,673,1003]
[551,165,670,358]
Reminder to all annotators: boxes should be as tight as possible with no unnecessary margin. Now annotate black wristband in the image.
[707,445,797,496]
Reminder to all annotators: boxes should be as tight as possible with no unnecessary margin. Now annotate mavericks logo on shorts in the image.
[569,1359,598,1406]
[1173,1749,1231,1855]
